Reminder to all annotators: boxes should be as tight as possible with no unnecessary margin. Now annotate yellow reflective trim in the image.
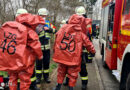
[41,40,50,50]
[31,77,36,82]
[18,79,20,82]
[113,44,117,48]
[45,45,50,49]
[121,29,130,36]
[39,34,45,38]
[41,45,44,50]
[83,49,87,52]
[45,33,51,38]
[41,45,44,48]
[43,69,49,73]
[46,23,50,26]
[39,31,45,37]
[41,45,50,50]
[81,76,88,80]
[36,70,42,74]
[88,57,93,59]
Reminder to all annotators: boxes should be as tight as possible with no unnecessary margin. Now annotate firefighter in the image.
[36,8,56,84]
[15,9,40,90]
[76,6,94,90]
[0,20,9,89]
[53,14,96,90]
[0,11,45,90]
[76,6,94,64]
[63,6,94,90]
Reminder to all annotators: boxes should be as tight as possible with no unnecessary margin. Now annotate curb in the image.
[93,57,105,90]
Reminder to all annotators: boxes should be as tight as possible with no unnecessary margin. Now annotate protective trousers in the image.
[79,62,88,85]
[80,52,88,85]
[64,54,88,86]
[9,68,33,90]
[17,69,37,90]
[36,50,50,80]
[57,64,81,87]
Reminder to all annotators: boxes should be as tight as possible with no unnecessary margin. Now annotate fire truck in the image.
[99,0,130,90]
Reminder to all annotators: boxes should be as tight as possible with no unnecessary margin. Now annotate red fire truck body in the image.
[99,0,130,89]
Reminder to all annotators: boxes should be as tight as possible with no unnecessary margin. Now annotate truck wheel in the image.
[102,54,107,68]
[120,55,130,90]
[126,73,130,90]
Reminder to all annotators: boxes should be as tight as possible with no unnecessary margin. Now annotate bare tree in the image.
[0,0,84,26]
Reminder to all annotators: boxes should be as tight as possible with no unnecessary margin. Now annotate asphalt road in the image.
[93,39,119,90]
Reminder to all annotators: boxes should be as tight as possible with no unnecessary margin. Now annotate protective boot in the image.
[36,74,42,84]
[63,77,69,86]
[53,84,61,90]
[17,83,20,90]
[30,86,40,90]
[69,86,73,90]
[82,84,87,90]
[44,73,51,83]
[44,78,51,83]
[36,78,41,84]
[30,81,40,90]
[81,80,88,90]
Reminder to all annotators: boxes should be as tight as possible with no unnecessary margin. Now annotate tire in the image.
[126,73,130,90]
[120,55,130,90]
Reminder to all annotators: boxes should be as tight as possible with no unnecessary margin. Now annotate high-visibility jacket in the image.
[37,20,56,50]
[53,14,96,66]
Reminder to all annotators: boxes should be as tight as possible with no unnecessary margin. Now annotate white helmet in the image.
[61,20,66,24]
[38,8,48,16]
[16,9,28,17]
[75,6,86,15]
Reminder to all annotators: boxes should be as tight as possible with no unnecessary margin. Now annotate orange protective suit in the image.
[0,14,45,90]
[86,18,92,34]
[82,18,92,35]
[53,14,96,87]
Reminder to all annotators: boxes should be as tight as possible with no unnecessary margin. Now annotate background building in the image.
[92,0,102,20]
